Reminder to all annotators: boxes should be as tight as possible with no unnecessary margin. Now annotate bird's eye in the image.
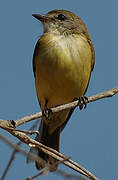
[57,14,66,21]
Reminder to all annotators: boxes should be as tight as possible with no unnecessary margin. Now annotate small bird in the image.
[27,9,95,171]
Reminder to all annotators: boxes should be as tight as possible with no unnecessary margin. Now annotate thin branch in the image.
[25,169,87,180]
[1,120,39,180]
[13,86,118,127]
[1,141,21,180]
[25,157,71,180]
[56,169,87,180]
[25,170,48,180]
[0,86,118,180]
[0,133,92,179]
[0,86,118,130]
[0,133,41,164]
[6,129,40,135]
[0,129,99,180]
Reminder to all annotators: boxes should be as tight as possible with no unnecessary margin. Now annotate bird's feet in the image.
[9,120,16,127]
[75,96,88,110]
[42,99,52,120]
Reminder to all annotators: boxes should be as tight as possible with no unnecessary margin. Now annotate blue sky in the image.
[0,0,118,180]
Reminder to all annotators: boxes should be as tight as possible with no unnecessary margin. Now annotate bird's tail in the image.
[27,108,74,171]
[27,119,60,171]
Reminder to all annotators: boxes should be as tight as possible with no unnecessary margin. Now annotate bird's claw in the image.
[9,120,16,127]
[77,96,88,110]
[43,107,52,120]
[42,100,52,120]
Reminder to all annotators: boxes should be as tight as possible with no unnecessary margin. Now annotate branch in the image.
[0,86,118,129]
[0,86,118,180]
[14,86,118,127]
[0,133,41,164]
[25,170,48,180]
[0,132,99,180]
[1,120,39,180]
[56,169,87,180]
[1,141,21,180]
[25,169,86,180]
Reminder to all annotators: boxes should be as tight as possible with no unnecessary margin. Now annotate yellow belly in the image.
[35,33,92,110]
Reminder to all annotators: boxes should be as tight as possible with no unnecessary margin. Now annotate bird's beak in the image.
[32,14,48,22]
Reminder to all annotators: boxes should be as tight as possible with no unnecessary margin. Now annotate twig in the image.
[0,86,118,180]
[1,141,21,180]
[56,169,87,180]
[25,170,48,180]
[25,156,71,179]
[0,86,118,130]
[0,134,41,164]
[0,120,39,180]
[0,129,99,180]
[14,86,118,127]
[7,129,39,135]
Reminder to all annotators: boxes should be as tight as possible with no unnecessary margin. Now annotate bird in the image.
[27,9,95,171]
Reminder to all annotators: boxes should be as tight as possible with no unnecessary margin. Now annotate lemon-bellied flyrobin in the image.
[27,9,95,171]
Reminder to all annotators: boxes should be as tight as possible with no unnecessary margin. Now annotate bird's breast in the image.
[34,33,92,108]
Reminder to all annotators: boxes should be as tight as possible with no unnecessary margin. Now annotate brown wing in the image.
[76,17,95,72]
[32,40,40,77]
[87,37,95,72]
